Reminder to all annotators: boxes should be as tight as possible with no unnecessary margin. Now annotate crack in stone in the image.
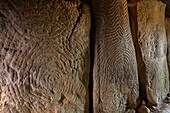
[67,3,83,49]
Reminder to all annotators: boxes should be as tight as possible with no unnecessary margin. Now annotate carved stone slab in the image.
[92,0,139,112]
[0,0,91,112]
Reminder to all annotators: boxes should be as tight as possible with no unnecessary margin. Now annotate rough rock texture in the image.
[128,0,147,104]
[92,0,139,112]
[0,0,91,113]
[137,0,169,105]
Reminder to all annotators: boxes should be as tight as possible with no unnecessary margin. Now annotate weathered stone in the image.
[125,109,136,113]
[163,97,170,103]
[138,105,150,113]
[92,0,139,112]
[0,0,91,113]
[137,101,150,113]
[137,0,169,105]
[128,0,148,104]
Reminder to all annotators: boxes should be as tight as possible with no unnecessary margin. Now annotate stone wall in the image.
[0,0,170,113]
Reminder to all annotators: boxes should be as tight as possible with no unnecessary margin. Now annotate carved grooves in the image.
[92,0,139,112]
[0,0,91,113]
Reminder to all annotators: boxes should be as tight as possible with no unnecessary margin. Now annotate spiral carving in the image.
[0,0,90,113]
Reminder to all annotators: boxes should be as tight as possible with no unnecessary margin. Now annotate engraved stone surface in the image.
[92,0,139,112]
[0,0,91,112]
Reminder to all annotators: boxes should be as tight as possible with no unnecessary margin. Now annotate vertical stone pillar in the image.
[92,0,139,112]
[137,0,169,106]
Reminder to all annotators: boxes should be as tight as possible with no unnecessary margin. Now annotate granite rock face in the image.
[0,0,91,113]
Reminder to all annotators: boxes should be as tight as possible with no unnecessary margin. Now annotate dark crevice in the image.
[161,0,168,4]
[166,0,170,17]
[127,0,148,110]
[66,3,83,48]
[165,14,170,95]
[80,0,90,5]
[89,1,94,113]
